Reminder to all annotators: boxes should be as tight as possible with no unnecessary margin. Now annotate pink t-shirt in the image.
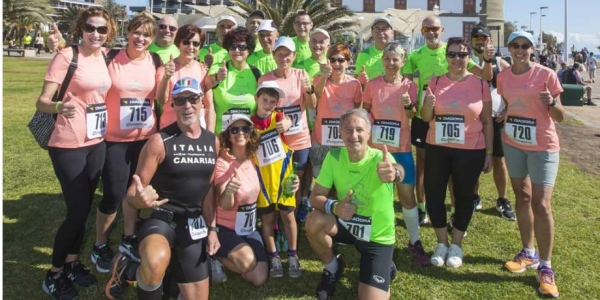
[362,76,417,153]
[259,68,311,150]
[214,154,260,233]
[425,74,491,150]
[105,50,157,142]
[46,46,112,148]
[497,63,563,151]
[156,61,207,129]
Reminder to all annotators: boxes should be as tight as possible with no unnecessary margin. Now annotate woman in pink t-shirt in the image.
[34,7,116,299]
[497,31,565,298]
[421,37,493,269]
[212,114,267,286]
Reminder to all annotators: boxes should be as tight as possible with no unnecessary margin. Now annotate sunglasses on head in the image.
[421,26,441,34]
[446,51,469,59]
[182,40,201,47]
[509,43,532,50]
[229,125,252,134]
[83,24,108,35]
[329,57,346,64]
[173,95,201,106]
[159,24,177,32]
[229,44,248,51]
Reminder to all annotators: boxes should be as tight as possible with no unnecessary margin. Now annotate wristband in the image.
[55,101,62,113]
[404,103,415,110]
[324,199,337,215]
[486,149,493,155]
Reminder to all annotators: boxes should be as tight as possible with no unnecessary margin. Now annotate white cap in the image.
[274,36,295,52]
[310,28,330,40]
[256,81,286,98]
[217,15,237,26]
[371,16,393,28]
[225,114,252,130]
[258,20,277,32]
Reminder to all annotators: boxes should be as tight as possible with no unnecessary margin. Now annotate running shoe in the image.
[408,240,431,266]
[119,235,140,263]
[447,214,467,237]
[269,256,284,278]
[496,197,516,221]
[537,265,560,298]
[431,243,449,267]
[505,249,540,273]
[473,194,483,211]
[316,255,345,300]
[446,244,463,268]
[64,261,97,287]
[91,243,113,273]
[42,270,79,300]
[288,255,302,278]
[210,257,227,283]
[105,253,137,300]
[418,209,429,226]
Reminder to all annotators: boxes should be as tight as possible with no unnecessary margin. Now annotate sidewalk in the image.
[562,66,600,129]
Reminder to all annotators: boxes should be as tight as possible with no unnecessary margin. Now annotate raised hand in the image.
[216,60,228,82]
[539,82,553,105]
[165,54,175,77]
[224,172,241,196]
[424,86,436,109]
[358,65,369,85]
[376,145,397,183]
[301,72,312,92]
[401,90,412,107]
[131,174,168,209]
[204,47,214,68]
[275,114,291,133]
[335,190,356,221]
[320,59,332,78]
[483,38,495,61]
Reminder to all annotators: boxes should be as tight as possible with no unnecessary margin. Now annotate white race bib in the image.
[257,129,286,167]
[187,215,208,240]
[280,105,303,135]
[86,103,107,139]
[435,115,465,145]
[338,214,372,242]
[372,119,401,148]
[221,108,251,132]
[234,203,257,236]
[119,98,153,130]
[505,116,538,146]
[320,118,343,146]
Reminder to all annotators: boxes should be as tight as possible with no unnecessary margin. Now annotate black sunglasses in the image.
[509,43,532,50]
[446,51,469,59]
[229,44,248,51]
[159,24,178,32]
[173,95,202,106]
[83,24,108,35]
[229,125,252,134]
[329,57,346,64]
[182,40,201,47]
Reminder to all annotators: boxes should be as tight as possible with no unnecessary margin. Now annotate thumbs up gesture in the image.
[216,60,228,82]
[131,174,168,209]
[320,59,332,78]
[336,190,356,221]
[301,71,312,92]
[224,172,241,196]
[483,38,495,61]
[358,65,369,85]
[204,46,214,68]
[59,92,77,118]
[539,82,553,105]
[424,86,436,109]
[377,145,398,183]
[401,90,412,107]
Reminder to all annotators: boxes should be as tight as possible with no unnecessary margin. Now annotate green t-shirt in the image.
[198,43,229,67]
[292,37,311,68]
[208,61,258,134]
[148,43,180,64]
[316,147,396,245]
[354,46,385,80]
[254,36,263,53]
[246,50,277,75]
[298,56,325,81]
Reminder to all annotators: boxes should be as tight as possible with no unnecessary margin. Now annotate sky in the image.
[116,0,600,52]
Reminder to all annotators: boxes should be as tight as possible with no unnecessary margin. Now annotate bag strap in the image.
[105,48,120,66]
[150,52,163,69]
[53,45,79,102]
[249,64,261,82]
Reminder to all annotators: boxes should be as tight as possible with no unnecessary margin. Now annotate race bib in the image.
[320,118,343,146]
[119,98,153,130]
[234,203,257,236]
[221,108,251,132]
[372,119,401,148]
[187,215,208,240]
[280,105,303,135]
[257,129,286,167]
[338,214,372,242]
[505,116,537,146]
[86,103,107,139]
[435,115,465,144]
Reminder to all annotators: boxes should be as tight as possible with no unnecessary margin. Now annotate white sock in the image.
[524,247,536,257]
[402,207,420,244]
[540,259,551,268]
[324,256,338,274]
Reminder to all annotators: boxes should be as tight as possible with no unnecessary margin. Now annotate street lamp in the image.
[433,4,440,16]
[513,21,518,31]
[539,6,549,51]
[529,12,537,32]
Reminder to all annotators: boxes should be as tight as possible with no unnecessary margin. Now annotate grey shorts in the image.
[502,142,560,186]
[309,142,334,179]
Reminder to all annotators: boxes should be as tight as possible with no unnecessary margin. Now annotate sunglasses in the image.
[472,36,489,41]
[509,43,532,50]
[173,95,201,106]
[421,26,441,34]
[446,51,469,59]
[229,125,252,134]
[329,57,346,64]
[182,40,201,47]
[159,24,177,32]
[83,24,108,35]
[229,43,248,51]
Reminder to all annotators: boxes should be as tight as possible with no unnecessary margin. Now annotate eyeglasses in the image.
[229,125,252,134]
[159,24,177,32]
[173,95,202,106]
[329,57,346,64]
[421,26,441,34]
[182,40,201,47]
[472,36,489,41]
[372,27,391,34]
[83,24,108,35]
[294,21,311,27]
[509,43,532,50]
[446,51,469,59]
[229,43,248,51]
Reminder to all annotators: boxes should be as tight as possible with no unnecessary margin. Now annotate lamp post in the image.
[539,6,549,51]
[564,0,568,61]
[514,21,518,30]
[530,12,537,30]
[488,25,502,55]
[433,4,440,16]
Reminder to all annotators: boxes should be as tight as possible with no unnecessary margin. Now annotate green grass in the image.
[3,57,600,299]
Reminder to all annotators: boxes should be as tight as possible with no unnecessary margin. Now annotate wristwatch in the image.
[393,167,403,183]
[306,87,315,95]
[549,98,558,107]
[208,226,219,233]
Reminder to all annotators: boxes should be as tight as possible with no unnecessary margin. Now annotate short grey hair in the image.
[383,41,405,58]
[340,108,371,131]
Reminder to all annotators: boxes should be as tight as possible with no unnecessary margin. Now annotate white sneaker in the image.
[431,243,449,267]
[446,244,463,268]
[210,257,227,283]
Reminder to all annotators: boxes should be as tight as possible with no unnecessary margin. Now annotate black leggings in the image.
[424,144,485,232]
[48,142,106,268]
[99,140,147,214]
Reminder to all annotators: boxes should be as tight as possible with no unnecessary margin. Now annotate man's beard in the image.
[473,46,484,55]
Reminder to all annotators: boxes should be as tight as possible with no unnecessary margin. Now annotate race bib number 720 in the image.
[505,116,537,145]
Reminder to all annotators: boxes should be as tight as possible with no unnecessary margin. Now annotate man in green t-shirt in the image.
[291,10,313,68]
[247,20,278,74]
[198,15,237,68]
[306,109,403,300]
[148,16,180,63]
[246,10,265,53]
[355,16,394,84]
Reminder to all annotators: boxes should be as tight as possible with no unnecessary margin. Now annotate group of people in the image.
[35,6,564,300]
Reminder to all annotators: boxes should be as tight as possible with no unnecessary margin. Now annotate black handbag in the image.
[27,45,78,150]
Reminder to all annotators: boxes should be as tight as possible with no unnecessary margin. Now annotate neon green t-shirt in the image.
[292,37,311,68]
[208,61,258,134]
[354,46,385,80]
[148,43,180,64]
[246,50,277,74]
[198,43,230,67]
[298,56,325,81]
[316,147,396,245]
[254,36,263,53]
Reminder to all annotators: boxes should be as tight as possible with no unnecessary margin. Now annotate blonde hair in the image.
[127,12,156,38]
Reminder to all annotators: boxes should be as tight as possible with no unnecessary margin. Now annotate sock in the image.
[287,249,297,257]
[136,269,163,300]
[402,207,420,244]
[539,259,551,268]
[270,251,279,258]
[324,256,338,274]
[417,203,426,212]
[524,248,536,257]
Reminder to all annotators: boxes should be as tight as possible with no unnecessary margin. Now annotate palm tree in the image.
[57,6,81,42]
[231,0,358,38]
[3,0,54,44]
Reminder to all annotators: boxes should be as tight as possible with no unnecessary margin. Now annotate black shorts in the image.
[492,118,504,158]
[215,227,268,263]
[333,218,394,292]
[410,117,429,149]
[258,204,295,215]
[137,216,209,283]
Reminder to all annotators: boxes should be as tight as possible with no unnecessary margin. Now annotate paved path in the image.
[562,64,600,129]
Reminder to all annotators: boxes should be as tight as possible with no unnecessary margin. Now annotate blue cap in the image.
[507,31,535,46]
[172,77,203,96]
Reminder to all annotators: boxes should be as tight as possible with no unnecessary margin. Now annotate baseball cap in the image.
[507,31,535,46]
[274,36,295,52]
[257,20,277,32]
[217,15,237,26]
[248,10,265,19]
[471,26,491,37]
[371,16,393,28]
[225,114,253,130]
[172,77,203,96]
[310,28,330,40]
[256,81,286,98]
